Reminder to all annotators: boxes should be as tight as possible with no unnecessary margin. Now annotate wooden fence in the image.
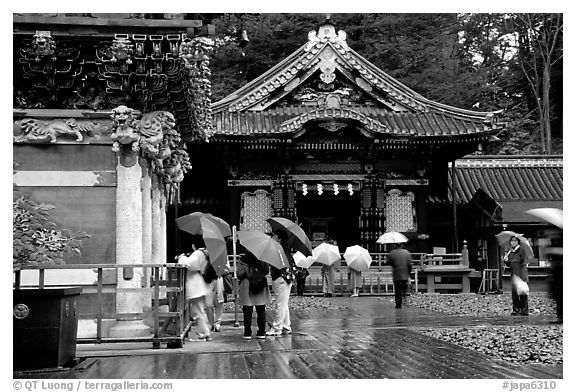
[13,263,190,348]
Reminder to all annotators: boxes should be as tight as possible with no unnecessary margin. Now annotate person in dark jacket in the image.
[503,236,529,316]
[236,252,271,340]
[295,267,309,296]
[386,243,412,309]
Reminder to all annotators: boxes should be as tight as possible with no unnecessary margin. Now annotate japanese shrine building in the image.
[179,19,506,256]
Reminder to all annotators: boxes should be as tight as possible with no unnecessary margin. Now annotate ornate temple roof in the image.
[211,20,504,141]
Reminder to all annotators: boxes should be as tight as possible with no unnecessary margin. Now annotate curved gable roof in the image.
[211,21,504,139]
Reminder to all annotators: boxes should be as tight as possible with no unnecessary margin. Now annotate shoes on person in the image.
[511,312,519,316]
[243,335,252,340]
[395,306,402,309]
[281,328,292,335]
[266,330,282,336]
[188,334,211,342]
[213,325,221,332]
[350,294,358,297]
[520,313,529,316]
[255,334,266,340]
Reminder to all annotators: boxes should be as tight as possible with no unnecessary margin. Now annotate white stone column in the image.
[141,163,152,306]
[160,190,167,264]
[109,153,150,338]
[151,175,162,265]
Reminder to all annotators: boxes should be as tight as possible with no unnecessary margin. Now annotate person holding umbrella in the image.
[386,242,412,308]
[236,251,271,340]
[293,252,314,296]
[267,231,296,336]
[503,236,530,316]
[177,236,212,341]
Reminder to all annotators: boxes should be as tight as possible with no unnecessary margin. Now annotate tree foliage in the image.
[13,188,90,267]
[209,13,562,155]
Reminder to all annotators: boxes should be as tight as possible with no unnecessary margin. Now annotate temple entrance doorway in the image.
[296,191,361,252]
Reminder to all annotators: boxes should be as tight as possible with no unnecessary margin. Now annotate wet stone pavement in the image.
[15,297,562,379]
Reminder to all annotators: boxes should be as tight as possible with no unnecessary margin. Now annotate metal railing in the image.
[13,263,191,348]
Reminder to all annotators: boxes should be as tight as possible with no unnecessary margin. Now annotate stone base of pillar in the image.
[108,320,152,338]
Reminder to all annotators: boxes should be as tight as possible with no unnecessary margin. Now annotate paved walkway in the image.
[15,297,562,379]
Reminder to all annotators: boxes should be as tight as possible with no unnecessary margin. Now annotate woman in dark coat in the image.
[503,236,529,316]
[236,252,271,339]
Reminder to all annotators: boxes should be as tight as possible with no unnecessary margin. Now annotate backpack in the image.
[200,249,218,283]
[247,263,268,294]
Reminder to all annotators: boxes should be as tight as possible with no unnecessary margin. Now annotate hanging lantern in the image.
[317,183,323,195]
[238,29,250,48]
[333,183,339,195]
[348,183,354,196]
[302,183,308,196]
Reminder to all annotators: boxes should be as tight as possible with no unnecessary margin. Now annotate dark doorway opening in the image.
[297,192,360,252]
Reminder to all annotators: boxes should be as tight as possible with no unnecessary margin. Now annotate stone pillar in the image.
[160,190,167,263]
[141,163,152,305]
[109,151,150,338]
[151,174,162,265]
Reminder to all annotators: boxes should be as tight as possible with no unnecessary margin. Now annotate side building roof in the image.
[431,156,563,223]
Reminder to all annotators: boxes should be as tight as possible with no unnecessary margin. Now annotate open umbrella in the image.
[495,230,535,259]
[525,208,563,229]
[312,243,341,266]
[293,251,315,269]
[376,231,408,244]
[343,245,372,272]
[267,217,313,256]
[176,212,231,238]
[176,216,229,276]
[236,230,289,270]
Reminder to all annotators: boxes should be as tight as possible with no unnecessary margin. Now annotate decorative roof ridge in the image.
[212,42,309,112]
[278,106,389,135]
[348,49,503,121]
[455,156,563,168]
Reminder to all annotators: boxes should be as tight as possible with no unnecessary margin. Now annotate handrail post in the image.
[14,270,21,290]
[96,268,103,343]
[39,268,45,289]
[153,266,160,347]
[461,240,469,267]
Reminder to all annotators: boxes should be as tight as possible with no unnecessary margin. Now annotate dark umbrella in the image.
[176,215,228,276]
[176,212,231,238]
[236,230,289,270]
[266,217,313,256]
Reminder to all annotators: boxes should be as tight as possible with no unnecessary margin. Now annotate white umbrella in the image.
[343,245,372,272]
[525,208,563,229]
[376,231,408,244]
[495,231,535,259]
[293,251,315,269]
[312,243,341,266]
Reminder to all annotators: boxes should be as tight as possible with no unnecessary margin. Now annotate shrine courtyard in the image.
[14,296,562,380]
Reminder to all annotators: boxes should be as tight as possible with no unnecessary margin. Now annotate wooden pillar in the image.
[451,160,459,252]
[109,149,150,338]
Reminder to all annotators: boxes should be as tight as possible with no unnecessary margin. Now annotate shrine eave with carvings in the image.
[211,21,505,143]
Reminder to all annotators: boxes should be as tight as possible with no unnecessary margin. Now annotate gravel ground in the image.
[404,293,558,317]
[399,293,562,365]
[416,325,563,365]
